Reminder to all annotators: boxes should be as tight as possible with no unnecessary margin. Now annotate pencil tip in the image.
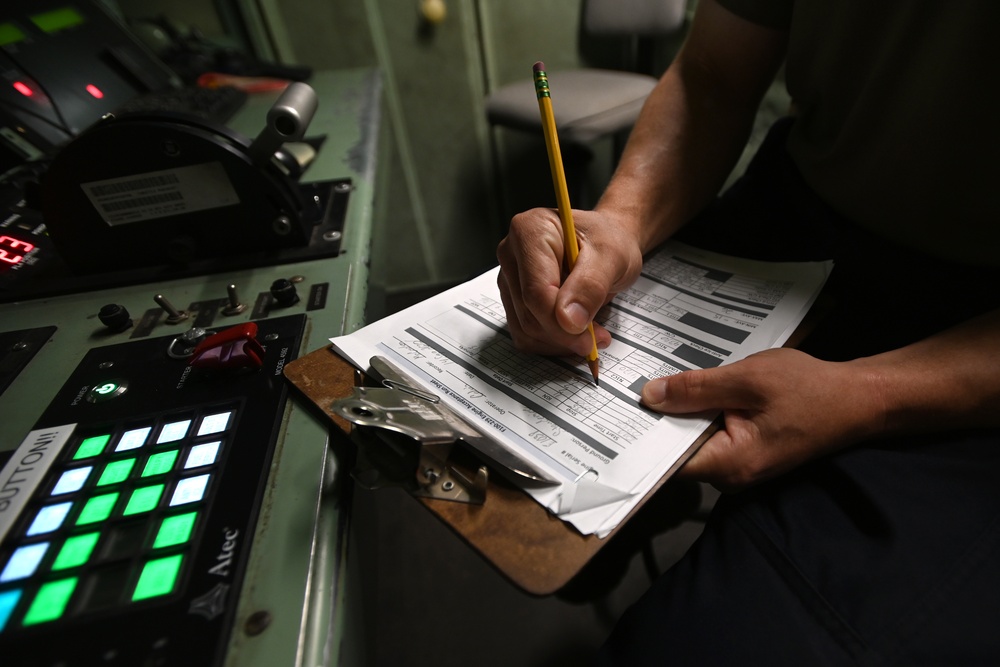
[588,358,600,386]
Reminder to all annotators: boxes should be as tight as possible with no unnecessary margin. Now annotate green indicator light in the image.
[76,492,119,525]
[30,7,84,34]
[123,485,165,516]
[22,577,78,625]
[153,512,197,549]
[52,532,100,570]
[132,554,183,601]
[73,435,110,460]
[97,459,136,486]
[0,22,26,47]
[142,450,179,478]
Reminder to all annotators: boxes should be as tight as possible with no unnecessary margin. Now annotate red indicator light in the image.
[0,235,34,265]
[85,84,104,99]
[12,81,33,97]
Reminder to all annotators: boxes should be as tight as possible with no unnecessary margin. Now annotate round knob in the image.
[270,278,300,307]
[421,0,447,23]
[98,304,132,332]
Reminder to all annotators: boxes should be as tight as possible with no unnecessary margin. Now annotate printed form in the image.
[332,242,831,537]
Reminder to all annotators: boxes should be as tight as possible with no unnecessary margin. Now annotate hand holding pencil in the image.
[532,61,601,385]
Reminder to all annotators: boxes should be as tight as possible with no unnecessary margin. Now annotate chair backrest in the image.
[584,0,687,36]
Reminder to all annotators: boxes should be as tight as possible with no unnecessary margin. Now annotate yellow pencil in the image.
[532,61,600,385]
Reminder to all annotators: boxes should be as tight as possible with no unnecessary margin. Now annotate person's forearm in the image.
[851,309,1000,436]
[596,0,788,253]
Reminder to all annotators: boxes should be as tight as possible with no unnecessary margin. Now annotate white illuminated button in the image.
[51,467,92,495]
[157,420,191,444]
[184,442,221,469]
[116,427,152,452]
[197,411,233,436]
[0,543,49,582]
[26,502,73,536]
[169,474,209,506]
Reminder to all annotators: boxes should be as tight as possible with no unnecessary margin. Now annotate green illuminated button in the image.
[97,459,136,486]
[86,380,128,403]
[0,22,27,48]
[153,512,197,549]
[30,7,84,34]
[22,577,77,625]
[122,485,165,516]
[142,450,179,477]
[73,435,110,460]
[52,532,100,571]
[76,493,119,525]
[132,554,183,601]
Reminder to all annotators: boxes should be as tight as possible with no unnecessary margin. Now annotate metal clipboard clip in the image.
[331,356,558,504]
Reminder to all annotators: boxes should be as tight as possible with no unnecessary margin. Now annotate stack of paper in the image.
[332,242,831,537]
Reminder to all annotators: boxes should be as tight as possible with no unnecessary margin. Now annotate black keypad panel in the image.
[0,314,305,666]
[0,406,235,629]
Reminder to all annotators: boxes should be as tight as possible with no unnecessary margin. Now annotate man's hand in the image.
[642,348,886,491]
[496,206,643,358]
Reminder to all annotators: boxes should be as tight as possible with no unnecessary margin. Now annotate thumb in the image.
[641,366,753,414]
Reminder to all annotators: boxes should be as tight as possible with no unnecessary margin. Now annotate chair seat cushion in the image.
[485,69,657,144]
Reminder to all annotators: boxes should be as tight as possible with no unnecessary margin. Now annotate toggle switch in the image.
[154,294,189,324]
[189,323,264,370]
[222,284,247,316]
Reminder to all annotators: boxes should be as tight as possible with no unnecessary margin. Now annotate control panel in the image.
[0,67,384,667]
[0,315,303,666]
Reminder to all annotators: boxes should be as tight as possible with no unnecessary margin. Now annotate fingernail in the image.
[642,378,668,406]
[563,302,590,333]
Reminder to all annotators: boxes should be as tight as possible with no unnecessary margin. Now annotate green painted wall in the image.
[273,0,595,295]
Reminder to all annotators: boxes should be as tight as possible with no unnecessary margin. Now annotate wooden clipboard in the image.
[283,346,714,595]
[280,290,831,594]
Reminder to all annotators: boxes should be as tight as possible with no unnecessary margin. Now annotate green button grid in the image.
[22,577,78,625]
[132,554,183,601]
[52,532,101,571]
[97,459,136,486]
[73,435,110,460]
[76,493,119,525]
[142,450,179,478]
[153,512,198,549]
[122,485,165,516]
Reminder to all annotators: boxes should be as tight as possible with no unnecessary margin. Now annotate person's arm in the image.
[642,309,1000,491]
[497,0,788,356]
[596,0,789,252]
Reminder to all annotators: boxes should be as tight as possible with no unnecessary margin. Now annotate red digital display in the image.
[0,235,34,266]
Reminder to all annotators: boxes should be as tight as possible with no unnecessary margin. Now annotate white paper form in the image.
[331,242,832,537]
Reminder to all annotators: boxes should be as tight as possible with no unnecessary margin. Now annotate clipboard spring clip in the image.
[331,359,489,504]
[331,356,560,504]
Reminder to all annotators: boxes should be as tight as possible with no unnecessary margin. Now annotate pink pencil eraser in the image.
[533,61,545,72]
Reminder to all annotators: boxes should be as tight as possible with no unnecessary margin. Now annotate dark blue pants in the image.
[597,119,1000,665]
